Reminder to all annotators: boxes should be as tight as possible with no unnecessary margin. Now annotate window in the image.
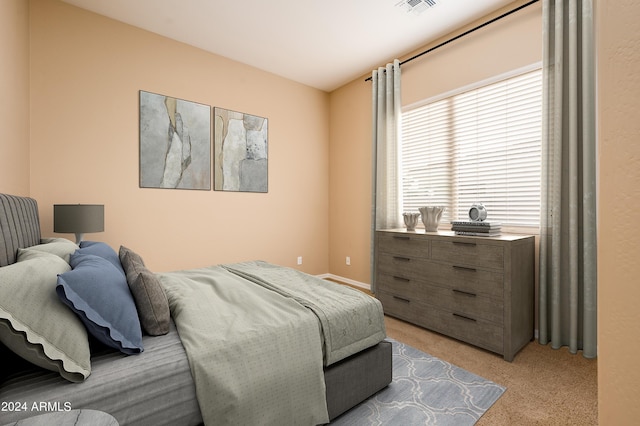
[401,66,542,229]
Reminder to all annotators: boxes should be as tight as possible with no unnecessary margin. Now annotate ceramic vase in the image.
[419,206,445,232]
[402,212,421,231]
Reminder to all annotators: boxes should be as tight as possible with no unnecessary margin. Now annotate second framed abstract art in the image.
[213,107,268,193]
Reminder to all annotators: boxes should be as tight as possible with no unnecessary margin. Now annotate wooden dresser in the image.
[375,229,535,361]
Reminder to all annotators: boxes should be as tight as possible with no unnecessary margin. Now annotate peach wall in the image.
[0,0,30,196]
[328,1,542,284]
[402,1,542,107]
[28,0,330,274]
[328,78,373,281]
[597,0,640,423]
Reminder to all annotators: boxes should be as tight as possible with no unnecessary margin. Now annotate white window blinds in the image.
[401,67,542,228]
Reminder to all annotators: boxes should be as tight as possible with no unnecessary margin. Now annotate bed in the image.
[0,193,392,425]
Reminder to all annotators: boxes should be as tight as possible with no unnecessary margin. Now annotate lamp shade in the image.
[54,204,104,243]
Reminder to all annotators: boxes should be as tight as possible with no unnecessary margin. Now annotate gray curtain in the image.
[370,60,402,293]
[539,0,597,358]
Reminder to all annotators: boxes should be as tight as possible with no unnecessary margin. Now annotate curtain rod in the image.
[365,0,540,82]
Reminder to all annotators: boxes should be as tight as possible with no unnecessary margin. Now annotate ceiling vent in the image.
[395,0,438,16]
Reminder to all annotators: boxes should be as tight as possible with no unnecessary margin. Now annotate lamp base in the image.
[74,233,84,244]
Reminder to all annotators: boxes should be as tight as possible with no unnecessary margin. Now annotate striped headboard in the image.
[0,194,41,267]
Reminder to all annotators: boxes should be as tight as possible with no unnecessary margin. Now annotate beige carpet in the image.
[384,315,598,425]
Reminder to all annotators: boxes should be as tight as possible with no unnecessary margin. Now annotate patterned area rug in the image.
[331,339,506,426]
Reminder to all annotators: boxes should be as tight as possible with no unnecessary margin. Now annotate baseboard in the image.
[317,273,372,292]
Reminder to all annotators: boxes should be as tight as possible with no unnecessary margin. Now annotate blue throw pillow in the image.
[57,253,143,355]
[78,241,126,276]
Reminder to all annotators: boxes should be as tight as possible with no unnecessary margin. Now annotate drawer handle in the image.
[393,256,411,262]
[393,235,411,240]
[453,313,477,322]
[453,241,477,246]
[453,289,477,297]
[453,265,477,272]
[393,296,411,304]
[393,276,411,283]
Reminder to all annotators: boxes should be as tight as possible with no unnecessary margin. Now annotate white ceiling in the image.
[61,0,517,92]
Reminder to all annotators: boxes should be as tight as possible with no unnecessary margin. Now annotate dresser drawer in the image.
[376,290,421,323]
[424,262,504,300]
[377,232,430,258]
[377,252,430,281]
[417,305,504,354]
[431,239,504,270]
[423,285,503,324]
[376,272,425,301]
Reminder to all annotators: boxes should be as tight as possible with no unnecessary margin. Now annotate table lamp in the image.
[54,204,104,243]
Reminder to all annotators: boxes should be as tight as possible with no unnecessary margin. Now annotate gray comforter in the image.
[159,265,329,426]
[222,261,387,366]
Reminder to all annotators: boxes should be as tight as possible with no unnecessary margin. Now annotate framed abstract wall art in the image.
[139,90,211,190]
[213,107,268,193]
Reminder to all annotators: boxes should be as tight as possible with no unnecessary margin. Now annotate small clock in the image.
[468,203,487,221]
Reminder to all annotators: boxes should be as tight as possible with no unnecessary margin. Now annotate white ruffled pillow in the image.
[0,250,91,382]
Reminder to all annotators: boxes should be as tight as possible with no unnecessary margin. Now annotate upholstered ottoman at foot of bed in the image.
[1,409,119,426]
[324,340,393,421]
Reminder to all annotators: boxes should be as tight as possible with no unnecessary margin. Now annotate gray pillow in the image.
[119,245,145,267]
[0,250,91,382]
[121,250,170,336]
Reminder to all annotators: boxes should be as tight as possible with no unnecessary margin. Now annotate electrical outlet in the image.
[297,256,303,265]
[346,256,351,265]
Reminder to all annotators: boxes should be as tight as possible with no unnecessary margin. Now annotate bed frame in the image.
[0,193,392,424]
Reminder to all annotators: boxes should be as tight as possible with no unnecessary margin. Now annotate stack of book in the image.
[451,220,502,237]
